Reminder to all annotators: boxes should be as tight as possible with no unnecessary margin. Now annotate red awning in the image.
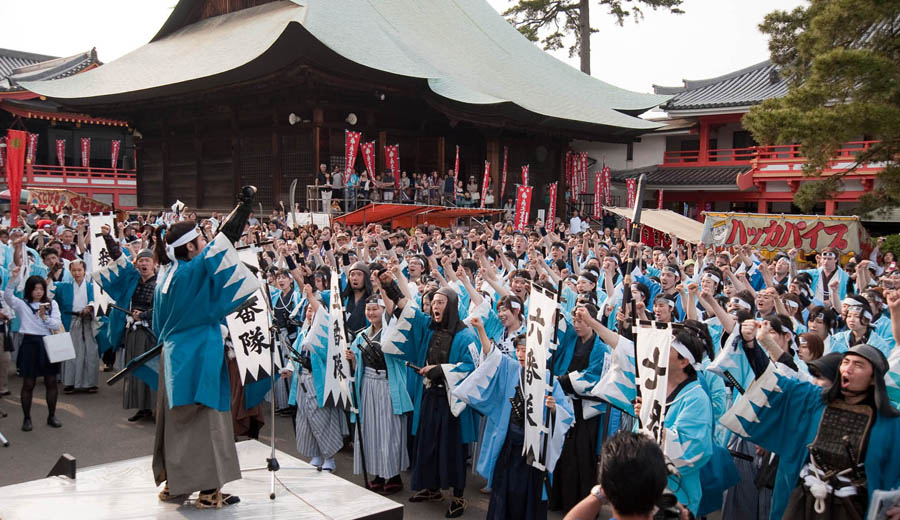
[333,203,503,228]
[0,101,129,127]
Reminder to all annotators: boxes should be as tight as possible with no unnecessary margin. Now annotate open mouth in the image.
[841,376,851,389]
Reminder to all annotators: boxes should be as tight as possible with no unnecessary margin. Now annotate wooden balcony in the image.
[24,163,137,209]
[737,140,882,191]
[662,146,758,166]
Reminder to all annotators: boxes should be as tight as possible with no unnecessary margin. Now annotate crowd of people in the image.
[313,163,499,212]
[2,196,900,520]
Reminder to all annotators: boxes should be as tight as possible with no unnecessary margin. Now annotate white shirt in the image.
[570,216,587,233]
[3,285,61,335]
[72,279,89,313]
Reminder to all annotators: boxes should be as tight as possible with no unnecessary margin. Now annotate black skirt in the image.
[548,402,600,512]
[488,420,547,520]
[16,333,59,378]
[411,385,467,491]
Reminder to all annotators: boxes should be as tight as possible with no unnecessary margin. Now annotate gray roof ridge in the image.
[10,48,98,75]
[653,59,773,95]
[0,47,59,63]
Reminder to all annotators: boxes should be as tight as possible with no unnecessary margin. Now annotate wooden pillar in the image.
[825,199,836,215]
[193,122,203,208]
[313,108,323,175]
[378,130,386,174]
[698,117,710,165]
[757,198,768,213]
[437,136,446,177]
[161,119,170,206]
[272,106,283,207]
[487,138,500,207]
[558,142,568,218]
[230,108,241,199]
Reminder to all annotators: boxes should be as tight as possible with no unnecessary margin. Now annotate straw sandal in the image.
[445,496,468,518]
[195,489,240,509]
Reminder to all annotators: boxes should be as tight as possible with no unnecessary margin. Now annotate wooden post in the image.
[825,199,836,215]
[161,120,170,206]
[698,118,710,165]
[487,138,500,207]
[313,107,324,174]
[272,106,283,207]
[378,130,386,174]
[230,107,241,200]
[194,121,203,208]
[437,136,446,177]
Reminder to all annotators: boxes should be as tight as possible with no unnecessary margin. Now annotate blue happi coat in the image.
[152,234,259,411]
[349,324,413,419]
[290,307,330,407]
[720,362,900,519]
[91,255,142,354]
[452,345,574,489]
[828,329,891,358]
[381,303,480,444]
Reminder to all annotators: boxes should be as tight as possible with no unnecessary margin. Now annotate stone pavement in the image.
[0,368,609,519]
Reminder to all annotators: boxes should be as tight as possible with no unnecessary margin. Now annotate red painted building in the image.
[596,61,885,220]
[0,48,137,208]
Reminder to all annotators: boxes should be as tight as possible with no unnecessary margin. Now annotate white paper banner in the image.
[325,269,354,410]
[522,285,558,471]
[88,213,116,314]
[635,325,672,444]
[286,212,331,229]
[226,247,277,384]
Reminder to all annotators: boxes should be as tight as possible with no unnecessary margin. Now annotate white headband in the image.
[671,339,701,370]
[702,272,721,285]
[165,226,200,262]
[509,301,522,310]
[730,297,752,310]
[784,299,799,310]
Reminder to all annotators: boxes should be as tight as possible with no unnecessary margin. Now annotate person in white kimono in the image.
[56,260,100,393]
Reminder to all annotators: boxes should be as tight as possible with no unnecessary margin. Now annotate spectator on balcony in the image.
[1,210,10,227]
[347,170,359,211]
[358,170,372,206]
[399,171,411,203]
[25,207,38,228]
[381,170,395,202]
[332,168,344,210]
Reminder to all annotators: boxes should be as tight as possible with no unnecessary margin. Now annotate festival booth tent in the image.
[0,188,114,214]
[603,207,704,245]
[333,203,504,229]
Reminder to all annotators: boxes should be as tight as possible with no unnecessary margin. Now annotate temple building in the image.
[574,60,889,221]
[0,48,137,208]
[18,0,668,212]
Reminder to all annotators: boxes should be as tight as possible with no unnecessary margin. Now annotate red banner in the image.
[500,146,508,198]
[565,150,572,196]
[5,130,26,227]
[384,144,399,188]
[547,182,558,233]
[26,133,38,165]
[454,145,460,188]
[480,161,491,208]
[80,137,91,168]
[626,178,637,208]
[579,152,588,194]
[602,164,611,205]
[56,138,66,166]
[593,169,603,219]
[521,164,529,186]
[513,185,533,232]
[345,130,361,174]
[657,188,664,209]
[0,137,6,169]
[360,141,376,177]
[111,139,121,169]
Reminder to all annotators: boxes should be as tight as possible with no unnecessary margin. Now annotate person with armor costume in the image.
[377,269,479,518]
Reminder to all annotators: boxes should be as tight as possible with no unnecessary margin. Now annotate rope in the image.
[273,473,336,520]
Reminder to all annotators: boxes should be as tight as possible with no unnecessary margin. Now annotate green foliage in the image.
[882,234,900,259]
[503,0,684,65]
[743,1,900,215]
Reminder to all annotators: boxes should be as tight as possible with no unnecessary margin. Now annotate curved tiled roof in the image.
[652,60,788,111]
[611,165,746,187]
[22,0,667,132]
[1,48,99,92]
[0,48,56,79]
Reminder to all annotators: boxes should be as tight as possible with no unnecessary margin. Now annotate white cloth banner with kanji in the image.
[88,213,116,314]
[226,247,277,384]
[522,285,557,471]
[635,324,672,444]
[324,269,353,410]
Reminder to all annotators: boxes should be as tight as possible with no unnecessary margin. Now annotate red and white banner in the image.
[500,146,508,198]
[5,130,26,227]
[480,161,491,209]
[658,188,664,209]
[384,144,399,187]
[345,130,361,174]
[0,137,6,169]
[547,182,558,233]
[26,133,38,165]
[565,150,572,195]
[360,141,376,177]
[110,139,121,169]
[454,145,460,187]
[56,139,66,167]
[626,178,637,208]
[593,169,603,219]
[80,137,91,168]
[602,163,611,205]
[521,164,529,186]
[579,152,588,194]
[513,185,533,232]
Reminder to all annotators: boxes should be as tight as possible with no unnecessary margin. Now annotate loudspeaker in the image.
[47,453,76,479]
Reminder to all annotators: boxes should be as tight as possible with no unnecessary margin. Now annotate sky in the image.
[0,0,805,94]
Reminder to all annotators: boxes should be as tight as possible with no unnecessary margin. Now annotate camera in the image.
[653,489,682,519]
